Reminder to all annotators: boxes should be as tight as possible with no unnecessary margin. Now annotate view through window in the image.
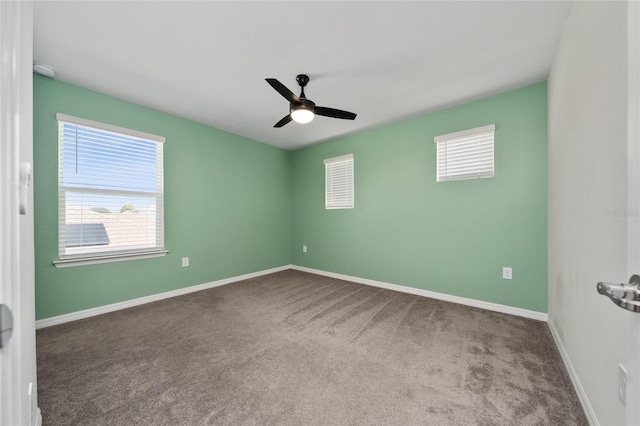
[56,114,165,264]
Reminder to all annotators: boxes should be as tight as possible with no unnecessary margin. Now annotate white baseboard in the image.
[291,265,548,322]
[36,263,547,329]
[547,319,598,426]
[34,408,42,426]
[35,265,292,329]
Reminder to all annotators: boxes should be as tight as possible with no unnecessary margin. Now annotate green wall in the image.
[34,75,292,319]
[34,78,548,319]
[291,82,548,312]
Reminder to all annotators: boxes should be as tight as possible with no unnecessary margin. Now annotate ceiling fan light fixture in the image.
[291,106,314,124]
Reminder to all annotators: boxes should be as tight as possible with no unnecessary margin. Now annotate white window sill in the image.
[53,250,168,268]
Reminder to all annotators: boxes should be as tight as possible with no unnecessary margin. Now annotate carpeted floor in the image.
[37,270,587,425]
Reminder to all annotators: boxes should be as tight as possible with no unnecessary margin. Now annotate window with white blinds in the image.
[55,113,166,267]
[324,154,354,209]
[434,124,495,182]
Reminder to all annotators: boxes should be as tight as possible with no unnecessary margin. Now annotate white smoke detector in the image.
[33,62,56,78]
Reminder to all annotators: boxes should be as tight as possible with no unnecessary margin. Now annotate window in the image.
[55,113,166,267]
[434,124,495,182]
[324,154,354,209]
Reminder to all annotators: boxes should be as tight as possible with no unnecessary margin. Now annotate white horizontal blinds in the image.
[434,124,495,182]
[57,114,165,259]
[324,154,354,209]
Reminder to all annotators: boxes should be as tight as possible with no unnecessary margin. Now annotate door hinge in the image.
[0,304,14,348]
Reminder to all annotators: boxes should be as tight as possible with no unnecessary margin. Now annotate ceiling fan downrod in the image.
[296,74,309,99]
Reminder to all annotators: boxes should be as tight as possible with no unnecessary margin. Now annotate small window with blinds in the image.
[324,154,354,209]
[55,113,166,267]
[434,124,495,182]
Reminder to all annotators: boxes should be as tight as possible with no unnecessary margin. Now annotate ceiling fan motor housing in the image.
[291,98,315,113]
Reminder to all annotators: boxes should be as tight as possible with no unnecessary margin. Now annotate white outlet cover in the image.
[182,257,189,267]
[619,364,627,404]
[502,267,512,280]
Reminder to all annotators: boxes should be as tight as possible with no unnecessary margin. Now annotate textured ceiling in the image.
[33,1,572,150]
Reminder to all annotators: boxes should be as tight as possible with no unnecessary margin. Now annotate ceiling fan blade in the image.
[315,106,357,120]
[274,115,293,128]
[266,78,300,103]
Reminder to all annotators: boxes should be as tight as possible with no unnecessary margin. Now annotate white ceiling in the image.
[33,1,572,150]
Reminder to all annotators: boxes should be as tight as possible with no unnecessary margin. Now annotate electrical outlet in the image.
[502,267,512,280]
[619,364,627,404]
[182,257,189,267]
[303,245,308,253]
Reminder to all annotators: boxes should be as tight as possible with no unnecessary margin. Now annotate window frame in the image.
[434,124,495,182]
[324,153,354,209]
[53,113,167,268]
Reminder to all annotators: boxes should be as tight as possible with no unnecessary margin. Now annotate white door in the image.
[626,3,640,423]
[597,2,640,423]
[0,1,38,425]
[595,3,640,424]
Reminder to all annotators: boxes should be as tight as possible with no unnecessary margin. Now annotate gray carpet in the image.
[37,270,587,425]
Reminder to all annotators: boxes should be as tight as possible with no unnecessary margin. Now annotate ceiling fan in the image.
[265,74,357,128]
